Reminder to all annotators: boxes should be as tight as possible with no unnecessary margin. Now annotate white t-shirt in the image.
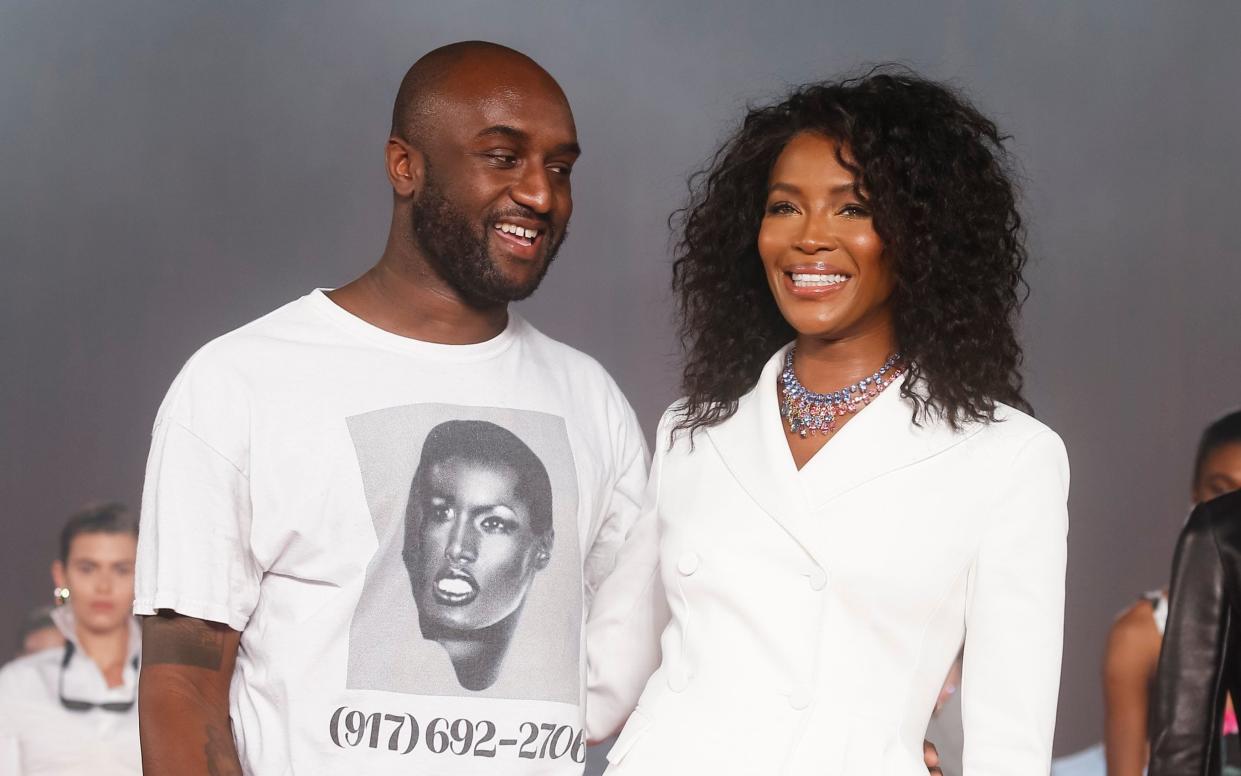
[0,609,142,776]
[134,290,649,776]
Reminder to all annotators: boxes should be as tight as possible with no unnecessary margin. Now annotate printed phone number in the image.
[328,706,586,762]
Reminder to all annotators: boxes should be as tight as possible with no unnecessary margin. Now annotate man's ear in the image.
[51,559,67,590]
[385,136,425,199]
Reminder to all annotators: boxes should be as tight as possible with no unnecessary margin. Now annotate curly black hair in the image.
[671,66,1031,438]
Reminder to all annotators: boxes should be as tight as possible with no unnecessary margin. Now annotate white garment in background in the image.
[135,290,650,776]
[0,608,141,776]
[590,345,1070,775]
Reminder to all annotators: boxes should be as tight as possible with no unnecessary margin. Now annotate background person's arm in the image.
[139,611,243,776]
[1103,601,1162,776]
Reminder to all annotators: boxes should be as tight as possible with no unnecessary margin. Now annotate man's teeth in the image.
[496,223,538,242]
[437,578,473,596]
[791,273,848,287]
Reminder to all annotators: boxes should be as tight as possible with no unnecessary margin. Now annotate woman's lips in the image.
[782,270,850,298]
[432,568,480,607]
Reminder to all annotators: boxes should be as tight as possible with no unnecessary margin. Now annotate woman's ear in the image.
[534,535,553,570]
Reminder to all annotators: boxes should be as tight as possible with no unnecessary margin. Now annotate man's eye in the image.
[486,152,518,167]
[479,515,516,534]
[548,163,573,176]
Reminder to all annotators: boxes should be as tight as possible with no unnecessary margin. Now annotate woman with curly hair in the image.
[593,68,1070,774]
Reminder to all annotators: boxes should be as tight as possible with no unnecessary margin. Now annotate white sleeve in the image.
[133,360,261,632]
[0,736,18,776]
[584,411,672,743]
[961,429,1070,774]
[0,666,24,776]
[582,398,650,604]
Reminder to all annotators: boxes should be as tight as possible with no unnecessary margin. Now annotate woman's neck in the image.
[793,324,899,393]
[75,622,131,678]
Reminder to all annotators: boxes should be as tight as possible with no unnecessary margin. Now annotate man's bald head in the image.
[391,41,570,145]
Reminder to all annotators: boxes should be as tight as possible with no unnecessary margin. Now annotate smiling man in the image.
[132,42,653,776]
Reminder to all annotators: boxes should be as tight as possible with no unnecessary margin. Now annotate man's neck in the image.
[328,241,508,346]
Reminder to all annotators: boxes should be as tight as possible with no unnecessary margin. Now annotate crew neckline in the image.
[305,288,521,362]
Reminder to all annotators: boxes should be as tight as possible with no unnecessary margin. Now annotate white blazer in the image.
[586,346,1069,776]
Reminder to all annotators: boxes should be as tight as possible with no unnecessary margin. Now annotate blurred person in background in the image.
[1104,409,1241,775]
[13,607,64,658]
[0,503,141,776]
[924,654,965,776]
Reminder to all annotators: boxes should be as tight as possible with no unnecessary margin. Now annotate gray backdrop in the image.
[3,0,1239,758]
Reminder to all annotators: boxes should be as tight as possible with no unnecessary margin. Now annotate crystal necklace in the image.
[778,349,905,438]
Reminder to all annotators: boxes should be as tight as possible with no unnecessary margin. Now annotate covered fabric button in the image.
[808,567,828,591]
[677,552,700,576]
[788,687,813,710]
[667,671,690,693]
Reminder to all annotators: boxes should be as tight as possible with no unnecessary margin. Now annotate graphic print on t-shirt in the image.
[346,403,581,703]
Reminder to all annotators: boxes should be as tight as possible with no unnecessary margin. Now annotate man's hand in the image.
[924,739,943,776]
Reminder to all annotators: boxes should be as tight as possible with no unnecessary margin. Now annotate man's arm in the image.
[139,611,243,776]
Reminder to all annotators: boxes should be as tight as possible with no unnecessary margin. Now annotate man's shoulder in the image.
[517,318,628,397]
[188,293,325,368]
[154,293,327,423]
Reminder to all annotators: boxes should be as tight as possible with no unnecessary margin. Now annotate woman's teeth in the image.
[791,273,848,287]
[496,222,537,245]
[437,578,473,596]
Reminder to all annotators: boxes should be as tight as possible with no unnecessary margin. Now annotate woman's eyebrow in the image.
[767,181,855,195]
[768,182,801,195]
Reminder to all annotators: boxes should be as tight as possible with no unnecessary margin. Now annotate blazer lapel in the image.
[798,377,980,509]
[705,346,819,555]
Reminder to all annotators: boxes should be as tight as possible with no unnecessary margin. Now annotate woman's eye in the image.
[479,514,517,534]
[430,505,453,523]
[766,201,798,215]
[839,203,871,218]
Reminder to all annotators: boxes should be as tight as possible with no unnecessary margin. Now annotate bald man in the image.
[133,42,655,776]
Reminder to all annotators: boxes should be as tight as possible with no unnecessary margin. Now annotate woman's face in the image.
[51,532,137,637]
[758,132,896,341]
[1194,442,1241,503]
[408,456,550,633]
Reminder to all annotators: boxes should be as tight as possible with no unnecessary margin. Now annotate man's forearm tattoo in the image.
[142,611,228,670]
[205,721,243,776]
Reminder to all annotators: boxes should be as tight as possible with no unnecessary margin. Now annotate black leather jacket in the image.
[1149,489,1241,776]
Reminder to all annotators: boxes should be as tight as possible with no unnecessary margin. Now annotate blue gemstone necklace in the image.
[778,349,905,438]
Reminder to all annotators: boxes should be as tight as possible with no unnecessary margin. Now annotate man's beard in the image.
[410,170,565,308]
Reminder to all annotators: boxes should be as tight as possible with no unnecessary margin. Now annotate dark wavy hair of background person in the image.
[670,64,1032,440]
